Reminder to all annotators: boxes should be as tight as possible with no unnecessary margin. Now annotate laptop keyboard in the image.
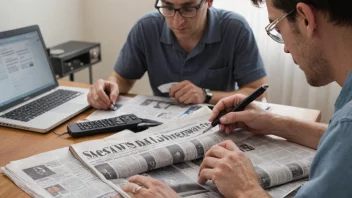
[0,89,82,122]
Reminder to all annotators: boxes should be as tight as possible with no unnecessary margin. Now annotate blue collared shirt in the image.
[296,70,352,197]
[114,8,266,96]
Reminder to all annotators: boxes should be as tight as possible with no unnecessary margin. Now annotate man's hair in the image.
[251,0,352,26]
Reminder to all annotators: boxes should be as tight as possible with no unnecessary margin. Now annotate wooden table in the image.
[0,80,321,197]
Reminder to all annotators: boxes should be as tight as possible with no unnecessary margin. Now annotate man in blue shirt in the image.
[119,0,352,198]
[87,0,267,109]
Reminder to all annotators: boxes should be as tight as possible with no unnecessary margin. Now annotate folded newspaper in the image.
[86,95,198,122]
[85,95,269,122]
[2,107,315,198]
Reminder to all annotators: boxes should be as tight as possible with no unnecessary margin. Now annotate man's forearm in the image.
[107,73,135,94]
[270,115,328,149]
[238,188,271,198]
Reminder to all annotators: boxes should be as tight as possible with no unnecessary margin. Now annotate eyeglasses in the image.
[265,9,296,44]
[155,0,205,18]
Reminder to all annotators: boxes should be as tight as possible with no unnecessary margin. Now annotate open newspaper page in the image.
[70,107,315,198]
[86,95,200,122]
[1,147,122,198]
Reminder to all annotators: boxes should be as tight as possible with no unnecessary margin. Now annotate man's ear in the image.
[296,2,316,37]
[207,0,214,8]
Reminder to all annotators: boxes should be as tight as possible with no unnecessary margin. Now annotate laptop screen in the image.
[0,30,56,110]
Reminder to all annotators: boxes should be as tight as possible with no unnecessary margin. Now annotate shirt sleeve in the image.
[114,22,147,79]
[295,119,352,198]
[231,19,266,87]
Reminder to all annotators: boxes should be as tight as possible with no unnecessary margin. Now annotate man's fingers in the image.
[237,122,248,129]
[209,101,225,122]
[93,80,111,105]
[93,88,110,109]
[205,145,228,158]
[219,124,225,131]
[94,100,109,110]
[128,175,154,189]
[219,111,252,125]
[175,90,188,103]
[87,90,95,106]
[199,157,219,175]
[121,183,147,196]
[225,125,236,134]
[218,140,240,152]
[88,89,109,109]
[96,87,111,105]
[95,98,110,110]
[121,183,134,193]
[198,168,216,184]
[209,95,247,122]
[169,85,177,97]
[183,97,196,105]
[174,84,192,101]
[170,81,187,97]
[178,90,194,104]
[89,86,99,101]
[108,82,119,104]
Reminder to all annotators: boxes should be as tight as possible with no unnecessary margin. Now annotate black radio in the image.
[48,41,101,83]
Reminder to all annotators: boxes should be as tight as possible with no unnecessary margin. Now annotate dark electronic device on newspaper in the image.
[67,114,162,138]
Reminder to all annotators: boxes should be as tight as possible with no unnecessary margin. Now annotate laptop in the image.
[0,25,90,133]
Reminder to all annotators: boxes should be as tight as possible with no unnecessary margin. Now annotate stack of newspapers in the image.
[2,106,315,198]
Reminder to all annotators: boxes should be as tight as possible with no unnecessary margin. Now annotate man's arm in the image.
[294,120,352,198]
[209,77,267,105]
[210,94,328,149]
[107,71,136,94]
[270,115,328,149]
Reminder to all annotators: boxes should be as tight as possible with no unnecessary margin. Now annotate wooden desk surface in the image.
[0,80,321,197]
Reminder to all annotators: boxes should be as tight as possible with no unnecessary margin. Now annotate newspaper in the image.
[70,107,315,198]
[86,95,270,122]
[86,95,197,122]
[1,147,122,198]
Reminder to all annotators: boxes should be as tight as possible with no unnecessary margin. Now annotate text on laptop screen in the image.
[0,31,56,108]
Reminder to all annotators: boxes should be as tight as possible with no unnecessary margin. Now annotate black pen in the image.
[202,84,269,133]
[104,89,117,111]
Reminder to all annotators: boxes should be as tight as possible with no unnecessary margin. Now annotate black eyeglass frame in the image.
[154,0,205,18]
[265,9,296,44]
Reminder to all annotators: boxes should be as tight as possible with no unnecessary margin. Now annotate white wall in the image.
[0,0,85,81]
[0,0,84,53]
[80,0,155,94]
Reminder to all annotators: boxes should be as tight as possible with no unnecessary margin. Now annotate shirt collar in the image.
[335,70,352,112]
[160,7,221,45]
[202,7,221,44]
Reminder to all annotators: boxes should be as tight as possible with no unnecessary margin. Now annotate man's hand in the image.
[209,94,278,135]
[169,80,205,104]
[198,140,269,198]
[87,79,119,110]
[122,175,181,198]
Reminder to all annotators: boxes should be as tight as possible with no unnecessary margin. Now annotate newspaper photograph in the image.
[1,147,121,198]
[70,107,316,198]
[86,95,199,122]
